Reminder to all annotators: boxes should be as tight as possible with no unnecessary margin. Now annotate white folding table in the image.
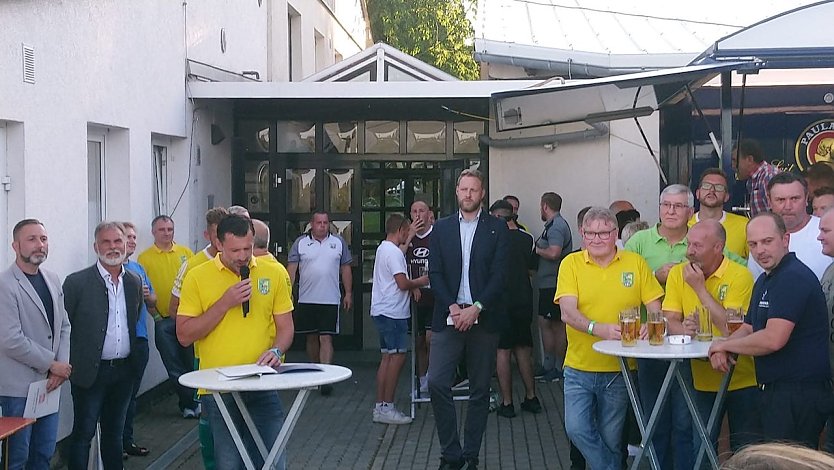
[593,340,735,470]
[180,363,352,470]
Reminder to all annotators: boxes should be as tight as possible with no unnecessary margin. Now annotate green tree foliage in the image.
[366,0,479,80]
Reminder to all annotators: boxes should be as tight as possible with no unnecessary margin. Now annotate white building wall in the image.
[0,0,367,439]
[488,115,661,242]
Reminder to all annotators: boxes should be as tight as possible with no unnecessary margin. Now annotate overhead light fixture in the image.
[584,106,654,124]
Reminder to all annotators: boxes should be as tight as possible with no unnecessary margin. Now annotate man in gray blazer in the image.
[63,221,142,470]
[0,218,71,469]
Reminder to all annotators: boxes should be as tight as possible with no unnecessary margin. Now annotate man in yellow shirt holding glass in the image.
[556,207,664,470]
[662,219,758,459]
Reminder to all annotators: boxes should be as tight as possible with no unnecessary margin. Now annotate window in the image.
[87,134,105,252]
[152,144,168,216]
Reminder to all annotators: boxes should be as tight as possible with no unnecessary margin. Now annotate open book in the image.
[217,363,324,381]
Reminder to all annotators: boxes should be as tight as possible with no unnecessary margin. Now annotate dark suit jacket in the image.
[428,210,509,333]
[63,264,142,388]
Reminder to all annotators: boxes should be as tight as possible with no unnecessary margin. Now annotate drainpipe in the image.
[479,122,608,148]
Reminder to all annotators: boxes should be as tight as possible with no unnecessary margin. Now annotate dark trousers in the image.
[428,324,499,464]
[760,381,831,448]
[67,360,133,470]
[123,338,150,448]
[154,317,197,411]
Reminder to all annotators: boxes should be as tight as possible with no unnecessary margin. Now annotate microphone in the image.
[240,265,250,317]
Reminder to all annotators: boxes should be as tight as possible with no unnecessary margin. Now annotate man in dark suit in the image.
[427,169,509,470]
[63,221,143,470]
[0,219,71,469]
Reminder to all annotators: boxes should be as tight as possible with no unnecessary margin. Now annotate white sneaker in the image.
[419,376,429,395]
[374,405,412,424]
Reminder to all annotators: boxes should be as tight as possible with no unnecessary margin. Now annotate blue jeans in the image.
[154,317,197,412]
[67,361,133,470]
[0,396,60,470]
[202,391,286,470]
[637,359,693,470]
[563,367,628,470]
[372,315,409,353]
[123,337,149,447]
[692,386,761,464]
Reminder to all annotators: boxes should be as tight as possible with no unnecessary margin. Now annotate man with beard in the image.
[177,214,294,470]
[662,220,758,459]
[749,172,832,280]
[710,213,830,448]
[64,222,143,470]
[690,168,749,260]
[0,219,71,469]
[428,169,508,470]
[534,192,572,383]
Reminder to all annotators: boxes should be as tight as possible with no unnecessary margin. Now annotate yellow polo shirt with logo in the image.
[689,212,749,260]
[662,257,756,392]
[172,247,212,298]
[178,255,293,394]
[555,249,664,372]
[138,243,194,318]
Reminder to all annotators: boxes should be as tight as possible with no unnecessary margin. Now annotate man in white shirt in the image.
[748,172,832,280]
[370,214,428,424]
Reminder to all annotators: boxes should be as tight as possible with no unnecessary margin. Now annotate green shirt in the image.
[624,224,746,275]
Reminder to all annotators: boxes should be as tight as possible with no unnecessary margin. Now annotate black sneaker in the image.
[497,403,516,418]
[438,458,463,470]
[520,396,543,414]
[320,384,333,396]
[533,366,549,379]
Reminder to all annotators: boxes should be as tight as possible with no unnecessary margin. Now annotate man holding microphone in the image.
[177,214,295,470]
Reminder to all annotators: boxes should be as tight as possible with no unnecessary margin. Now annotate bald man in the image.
[253,219,278,263]
[609,200,635,213]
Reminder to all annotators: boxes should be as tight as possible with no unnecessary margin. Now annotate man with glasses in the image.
[625,184,695,469]
[557,207,663,470]
[690,168,749,260]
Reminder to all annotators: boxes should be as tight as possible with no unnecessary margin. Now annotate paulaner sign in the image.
[795,119,834,170]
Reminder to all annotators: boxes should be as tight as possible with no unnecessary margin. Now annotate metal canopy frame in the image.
[491,61,761,132]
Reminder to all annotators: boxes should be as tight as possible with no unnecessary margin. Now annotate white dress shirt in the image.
[456,209,481,305]
[97,262,131,359]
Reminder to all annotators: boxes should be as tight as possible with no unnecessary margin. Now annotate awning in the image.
[491,61,761,132]
[693,0,834,69]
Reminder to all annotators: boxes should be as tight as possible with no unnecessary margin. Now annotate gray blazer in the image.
[63,264,141,389]
[0,263,71,397]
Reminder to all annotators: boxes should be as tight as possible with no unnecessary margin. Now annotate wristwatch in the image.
[269,347,283,359]
[473,301,484,312]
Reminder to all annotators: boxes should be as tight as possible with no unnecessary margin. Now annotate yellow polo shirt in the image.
[689,212,749,260]
[178,255,293,394]
[662,257,756,392]
[138,243,194,318]
[256,253,281,267]
[555,249,664,372]
[172,248,212,298]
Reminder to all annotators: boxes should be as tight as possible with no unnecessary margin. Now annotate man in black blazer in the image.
[427,169,509,470]
[63,222,142,470]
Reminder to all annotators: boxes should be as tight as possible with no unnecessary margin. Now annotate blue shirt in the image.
[456,209,480,305]
[746,253,830,384]
[125,260,154,339]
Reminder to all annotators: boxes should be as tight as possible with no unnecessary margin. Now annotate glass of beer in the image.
[647,310,667,346]
[726,308,744,335]
[694,306,713,342]
[619,308,639,347]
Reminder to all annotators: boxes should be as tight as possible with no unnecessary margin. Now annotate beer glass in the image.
[694,306,713,342]
[647,310,667,346]
[619,308,639,347]
[726,308,744,335]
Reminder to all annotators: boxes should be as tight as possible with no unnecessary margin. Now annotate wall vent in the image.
[22,44,35,84]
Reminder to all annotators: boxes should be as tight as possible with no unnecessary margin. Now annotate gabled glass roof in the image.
[303,43,459,83]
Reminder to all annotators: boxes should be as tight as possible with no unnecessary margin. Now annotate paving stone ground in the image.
[58,352,581,469]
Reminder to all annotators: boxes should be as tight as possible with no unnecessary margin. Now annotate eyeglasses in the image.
[660,202,690,212]
[582,228,617,240]
[699,182,727,193]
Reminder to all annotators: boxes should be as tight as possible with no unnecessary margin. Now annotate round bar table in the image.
[180,363,352,470]
[592,340,735,470]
